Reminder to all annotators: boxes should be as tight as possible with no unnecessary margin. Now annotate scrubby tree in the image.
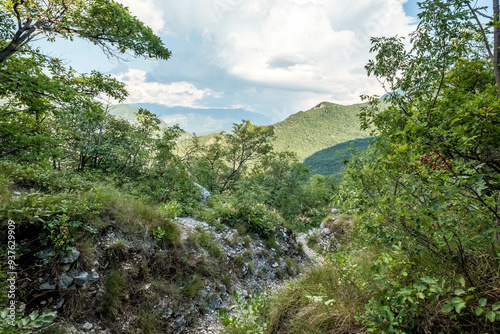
[338,1,500,331]
[186,120,275,193]
[0,0,172,168]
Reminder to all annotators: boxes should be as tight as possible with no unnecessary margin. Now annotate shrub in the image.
[219,291,270,334]
[214,196,284,238]
[0,309,57,334]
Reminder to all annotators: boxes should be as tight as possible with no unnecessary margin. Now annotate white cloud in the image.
[114,69,218,108]
[116,0,165,33]
[116,0,417,119]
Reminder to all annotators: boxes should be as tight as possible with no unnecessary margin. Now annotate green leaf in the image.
[29,310,39,321]
[421,276,437,285]
[479,298,487,307]
[493,302,500,311]
[20,317,29,326]
[486,310,496,322]
[456,276,465,287]
[450,297,464,305]
[454,301,466,314]
[475,307,484,316]
[454,289,465,296]
[442,303,453,313]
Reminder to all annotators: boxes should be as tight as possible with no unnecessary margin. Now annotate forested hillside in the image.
[272,102,372,162]
[182,102,374,177]
[303,137,374,175]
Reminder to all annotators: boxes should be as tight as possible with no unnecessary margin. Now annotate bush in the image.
[219,291,270,334]
[0,309,57,334]
[207,195,284,238]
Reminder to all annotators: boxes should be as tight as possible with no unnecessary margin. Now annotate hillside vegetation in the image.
[303,137,374,175]
[184,102,376,177]
[220,1,500,333]
[2,0,500,333]
[0,2,334,332]
[272,102,373,163]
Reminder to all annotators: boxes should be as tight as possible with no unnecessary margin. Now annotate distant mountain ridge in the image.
[110,103,272,135]
[112,101,378,176]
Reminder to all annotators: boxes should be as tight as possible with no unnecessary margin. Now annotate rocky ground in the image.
[27,211,340,334]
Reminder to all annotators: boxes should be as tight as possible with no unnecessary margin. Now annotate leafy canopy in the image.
[0,0,171,62]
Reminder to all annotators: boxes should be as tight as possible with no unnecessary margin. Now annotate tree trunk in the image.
[494,0,500,97]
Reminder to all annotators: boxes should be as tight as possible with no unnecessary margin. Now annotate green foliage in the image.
[207,195,284,238]
[160,201,182,220]
[355,244,449,333]
[303,137,374,175]
[186,120,275,194]
[152,220,181,247]
[272,102,373,163]
[0,308,56,334]
[266,239,373,334]
[331,1,500,331]
[0,0,171,63]
[263,3,500,332]
[232,152,333,230]
[0,163,103,253]
[219,291,270,334]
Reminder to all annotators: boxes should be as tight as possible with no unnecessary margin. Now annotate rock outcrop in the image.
[27,215,317,334]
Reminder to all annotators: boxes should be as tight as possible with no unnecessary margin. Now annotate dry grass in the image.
[267,259,370,334]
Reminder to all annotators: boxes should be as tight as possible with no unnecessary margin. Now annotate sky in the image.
[32,0,464,122]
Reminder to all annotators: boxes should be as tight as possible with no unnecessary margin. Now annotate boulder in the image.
[60,247,80,264]
[58,275,74,290]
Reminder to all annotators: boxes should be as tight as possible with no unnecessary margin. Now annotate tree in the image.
[222,120,275,192]
[0,0,172,166]
[0,57,128,162]
[185,120,275,193]
[366,0,500,106]
[339,1,500,330]
[0,0,171,63]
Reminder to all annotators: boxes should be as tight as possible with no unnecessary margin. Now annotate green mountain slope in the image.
[272,102,372,166]
[303,137,375,175]
[178,101,378,175]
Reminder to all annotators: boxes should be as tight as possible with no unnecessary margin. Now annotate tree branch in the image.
[466,2,494,62]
